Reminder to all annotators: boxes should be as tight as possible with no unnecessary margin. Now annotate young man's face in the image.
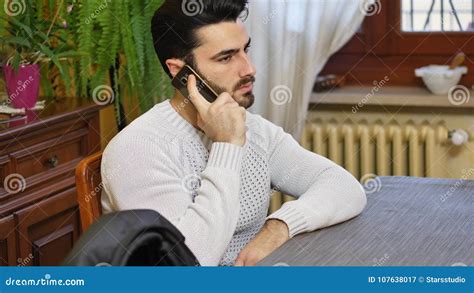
[190,19,256,109]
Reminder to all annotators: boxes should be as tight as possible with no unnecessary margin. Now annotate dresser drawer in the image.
[11,128,89,178]
[0,116,91,155]
[0,128,89,202]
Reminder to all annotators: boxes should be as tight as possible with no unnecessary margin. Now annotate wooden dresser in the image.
[0,98,104,266]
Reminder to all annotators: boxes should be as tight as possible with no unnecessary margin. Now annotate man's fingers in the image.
[234,258,244,266]
[234,251,246,266]
[213,92,238,108]
[187,74,211,114]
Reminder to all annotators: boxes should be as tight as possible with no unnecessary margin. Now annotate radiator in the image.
[300,120,450,179]
[268,120,452,213]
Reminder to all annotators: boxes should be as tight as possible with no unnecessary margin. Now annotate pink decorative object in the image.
[3,64,40,109]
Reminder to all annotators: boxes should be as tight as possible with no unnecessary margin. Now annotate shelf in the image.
[310,86,474,109]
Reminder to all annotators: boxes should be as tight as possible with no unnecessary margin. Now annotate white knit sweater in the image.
[101,99,367,266]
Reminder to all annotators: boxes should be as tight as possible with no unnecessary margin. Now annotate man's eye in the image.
[219,56,232,63]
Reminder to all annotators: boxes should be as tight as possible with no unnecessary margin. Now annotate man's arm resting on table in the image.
[235,219,289,266]
[235,118,367,266]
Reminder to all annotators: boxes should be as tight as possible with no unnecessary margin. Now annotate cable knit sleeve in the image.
[100,132,244,266]
[257,116,367,238]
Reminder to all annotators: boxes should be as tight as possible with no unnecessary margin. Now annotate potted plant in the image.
[0,2,85,109]
[2,0,175,131]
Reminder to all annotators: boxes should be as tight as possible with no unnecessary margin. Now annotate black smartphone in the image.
[171,65,218,103]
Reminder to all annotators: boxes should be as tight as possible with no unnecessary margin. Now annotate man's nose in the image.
[239,54,256,78]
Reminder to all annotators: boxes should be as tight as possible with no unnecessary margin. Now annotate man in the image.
[101,0,366,266]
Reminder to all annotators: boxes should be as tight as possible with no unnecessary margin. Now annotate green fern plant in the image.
[76,0,174,127]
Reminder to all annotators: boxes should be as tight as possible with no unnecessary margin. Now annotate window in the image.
[320,0,474,86]
[401,0,474,32]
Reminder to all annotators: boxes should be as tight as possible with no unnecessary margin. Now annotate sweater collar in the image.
[156,99,213,151]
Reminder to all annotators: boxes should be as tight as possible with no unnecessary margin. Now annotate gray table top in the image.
[258,176,473,266]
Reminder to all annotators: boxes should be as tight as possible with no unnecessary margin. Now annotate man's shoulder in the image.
[246,111,286,137]
[246,111,288,151]
[103,105,179,160]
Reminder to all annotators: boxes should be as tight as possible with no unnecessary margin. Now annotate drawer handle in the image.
[46,155,59,168]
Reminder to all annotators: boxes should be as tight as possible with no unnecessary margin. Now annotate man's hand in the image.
[234,219,290,266]
[187,75,247,146]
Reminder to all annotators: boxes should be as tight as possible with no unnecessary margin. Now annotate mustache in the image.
[233,76,256,91]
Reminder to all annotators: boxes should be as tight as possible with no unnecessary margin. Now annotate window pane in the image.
[401,0,474,32]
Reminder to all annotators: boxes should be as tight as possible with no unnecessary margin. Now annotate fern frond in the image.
[120,0,144,109]
[77,0,95,96]
[131,0,145,76]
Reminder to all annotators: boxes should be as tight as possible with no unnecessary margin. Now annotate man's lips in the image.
[238,82,253,92]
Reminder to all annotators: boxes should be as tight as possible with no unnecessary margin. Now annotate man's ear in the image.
[166,58,185,78]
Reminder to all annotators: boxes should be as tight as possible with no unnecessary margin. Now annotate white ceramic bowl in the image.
[415,65,467,95]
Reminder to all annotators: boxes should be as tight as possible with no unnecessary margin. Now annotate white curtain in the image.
[246,0,373,139]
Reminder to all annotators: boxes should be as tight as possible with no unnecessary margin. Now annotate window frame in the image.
[320,0,474,86]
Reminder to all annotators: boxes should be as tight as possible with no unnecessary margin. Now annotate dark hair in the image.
[151,0,249,79]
